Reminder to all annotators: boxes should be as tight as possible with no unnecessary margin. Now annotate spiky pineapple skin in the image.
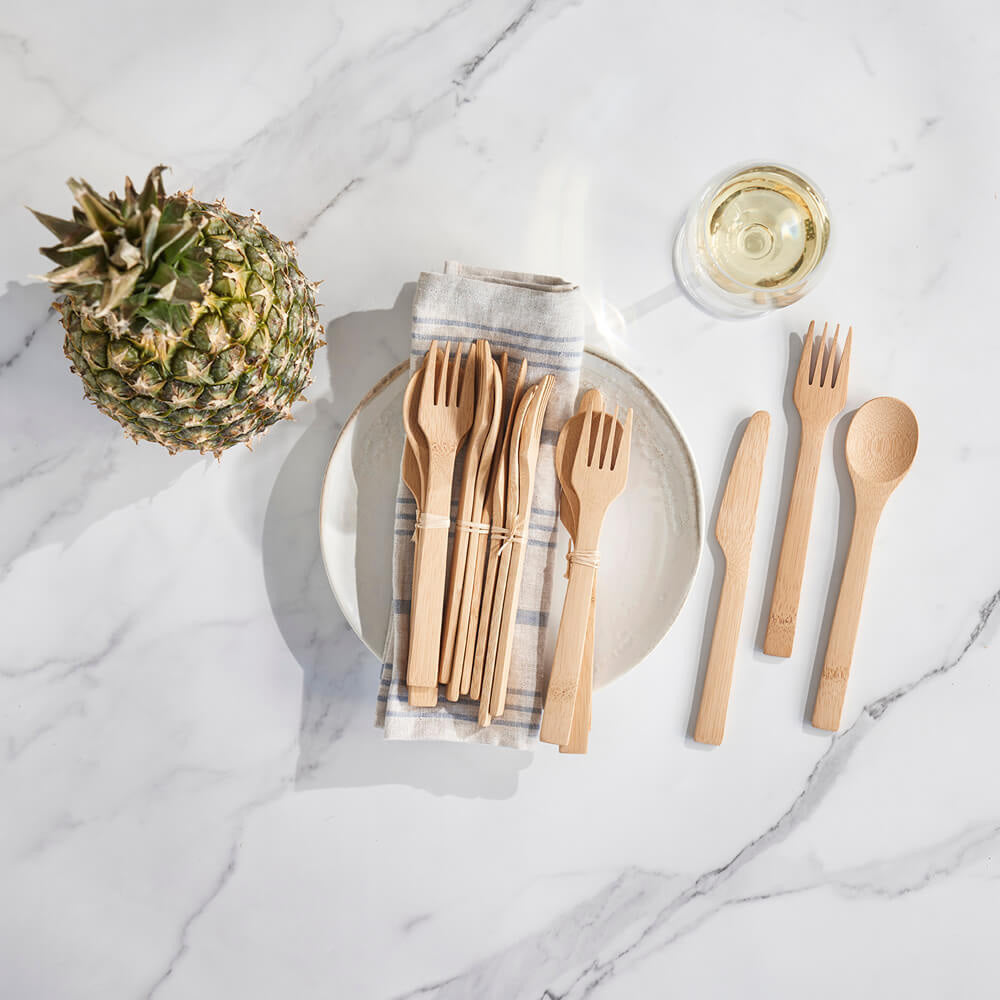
[56,200,321,456]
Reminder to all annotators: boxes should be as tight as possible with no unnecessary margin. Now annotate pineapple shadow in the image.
[262,283,529,797]
[0,281,204,579]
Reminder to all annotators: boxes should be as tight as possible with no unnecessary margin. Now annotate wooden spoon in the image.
[812,397,918,731]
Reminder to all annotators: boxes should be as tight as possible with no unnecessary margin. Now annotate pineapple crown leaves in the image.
[30,165,212,339]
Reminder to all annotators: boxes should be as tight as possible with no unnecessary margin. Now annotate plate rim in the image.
[318,348,705,676]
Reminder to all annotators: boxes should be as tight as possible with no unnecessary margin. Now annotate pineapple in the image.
[31,166,324,457]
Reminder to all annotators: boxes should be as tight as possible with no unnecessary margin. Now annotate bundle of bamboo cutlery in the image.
[401,338,634,752]
[540,390,632,753]
[402,338,555,726]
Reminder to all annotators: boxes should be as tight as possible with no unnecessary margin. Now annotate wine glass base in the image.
[671,228,770,320]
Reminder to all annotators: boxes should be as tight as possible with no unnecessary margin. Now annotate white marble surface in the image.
[2,1,998,996]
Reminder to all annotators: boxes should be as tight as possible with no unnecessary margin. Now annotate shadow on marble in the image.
[0,281,205,573]
[261,284,528,797]
[684,416,752,750]
[801,409,856,733]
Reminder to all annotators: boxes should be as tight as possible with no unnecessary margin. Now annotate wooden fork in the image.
[479,382,536,726]
[407,341,475,696]
[540,403,632,746]
[490,374,554,720]
[453,355,503,697]
[764,322,852,657]
[400,356,437,707]
[556,389,605,754]
[471,360,527,705]
[441,341,494,695]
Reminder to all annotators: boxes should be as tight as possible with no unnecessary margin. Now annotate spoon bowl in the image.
[846,396,919,490]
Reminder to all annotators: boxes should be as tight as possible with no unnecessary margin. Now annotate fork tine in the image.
[821,324,839,387]
[422,341,438,408]
[440,342,453,403]
[594,402,607,467]
[600,404,619,467]
[453,342,467,405]
[834,326,852,389]
[797,322,814,387]
[575,405,596,477]
[613,408,633,470]
[478,340,489,397]
[469,341,481,405]
[811,323,827,384]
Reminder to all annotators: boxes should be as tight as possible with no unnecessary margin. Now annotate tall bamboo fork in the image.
[440,340,496,696]
[489,374,555,721]
[470,360,527,703]
[400,355,436,706]
[540,403,632,746]
[764,322,852,658]
[451,353,503,699]
[556,389,606,753]
[406,342,475,699]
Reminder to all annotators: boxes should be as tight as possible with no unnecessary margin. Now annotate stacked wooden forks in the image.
[402,339,555,719]
[540,394,633,753]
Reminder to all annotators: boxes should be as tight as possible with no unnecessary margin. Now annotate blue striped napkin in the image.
[375,261,584,747]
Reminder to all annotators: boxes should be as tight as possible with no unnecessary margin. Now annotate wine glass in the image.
[673,162,831,319]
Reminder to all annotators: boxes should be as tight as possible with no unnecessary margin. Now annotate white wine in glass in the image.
[674,163,831,319]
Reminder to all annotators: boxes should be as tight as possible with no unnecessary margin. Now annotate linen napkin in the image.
[375,261,584,748]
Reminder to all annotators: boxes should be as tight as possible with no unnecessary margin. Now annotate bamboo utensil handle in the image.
[407,524,440,706]
[559,579,595,754]
[442,526,473,695]
[474,530,504,723]
[490,535,527,718]
[459,535,489,699]
[480,532,514,722]
[764,425,824,657]
[539,562,597,745]
[694,560,750,745]
[811,508,878,731]
[407,514,451,696]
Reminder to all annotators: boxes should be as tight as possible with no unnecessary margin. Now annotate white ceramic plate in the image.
[319,350,703,687]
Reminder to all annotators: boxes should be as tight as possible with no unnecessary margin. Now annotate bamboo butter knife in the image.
[694,411,770,746]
